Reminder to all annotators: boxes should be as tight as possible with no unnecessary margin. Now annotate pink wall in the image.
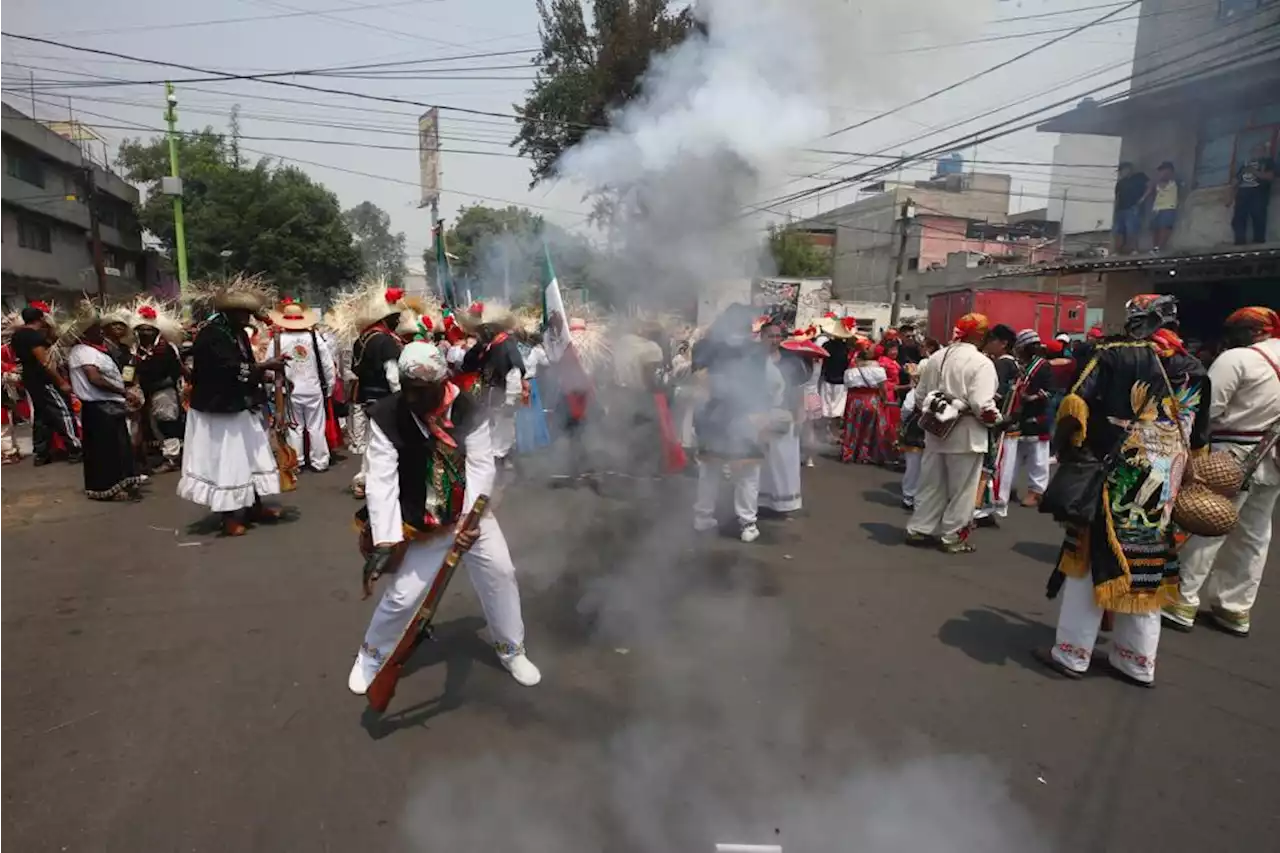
[917,215,1059,269]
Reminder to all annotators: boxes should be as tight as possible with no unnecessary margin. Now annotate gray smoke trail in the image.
[398,2,1049,850]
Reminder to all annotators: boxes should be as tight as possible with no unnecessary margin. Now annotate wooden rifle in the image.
[365,494,490,713]
[272,335,299,491]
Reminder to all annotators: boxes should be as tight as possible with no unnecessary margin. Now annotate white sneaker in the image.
[347,649,379,695]
[501,653,542,686]
[693,516,718,533]
[740,523,760,543]
[804,458,815,468]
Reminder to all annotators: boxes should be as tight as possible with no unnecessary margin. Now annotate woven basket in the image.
[1189,450,1245,497]
[1173,483,1239,537]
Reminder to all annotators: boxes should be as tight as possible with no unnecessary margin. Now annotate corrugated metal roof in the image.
[978,246,1280,278]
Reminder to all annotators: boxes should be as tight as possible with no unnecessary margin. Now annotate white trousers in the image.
[991,436,1052,517]
[694,459,761,527]
[901,450,922,500]
[491,407,516,460]
[759,430,802,513]
[288,393,329,471]
[349,403,370,488]
[358,515,527,664]
[1170,481,1279,632]
[906,449,983,544]
[1052,574,1160,683]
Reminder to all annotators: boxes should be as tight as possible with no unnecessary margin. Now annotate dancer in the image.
[1035,295,1208,687]
[178,283,289,536]
[815,314,854,441]
[840,339,888,464]
[348,341,540,691]
[998,330,1053,509]
[515,331,552,454]
[65,304,144,501]
[758,320,807,515]
[342,282,408,498]
[270,300,336,473]
[457,301,525,470]
[131,299,186,473]
[906,314,999,553]
[10,302,81,464]
[898,363,925,509]
[1164,306,1280,636]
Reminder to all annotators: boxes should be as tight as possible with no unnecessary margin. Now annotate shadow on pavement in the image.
[860,521,903,546]
[358,615,496,740]
[861,488,904,509]
[1012,540,1062,565]
[937,606,1056,673]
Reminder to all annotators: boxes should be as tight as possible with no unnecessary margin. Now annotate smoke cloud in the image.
[397,2,1047,850]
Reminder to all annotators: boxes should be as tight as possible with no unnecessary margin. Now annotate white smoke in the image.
[396,3,1050,850]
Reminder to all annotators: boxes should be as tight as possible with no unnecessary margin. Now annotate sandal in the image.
[940,539,977,554]
[904,531,934,548]
[1096,656,1155,689]
[1031,647,1083,680]
[222,517,248,537]
[249,503,284,523]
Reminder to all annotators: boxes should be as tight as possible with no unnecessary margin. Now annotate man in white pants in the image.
[270,302,335,472]
[349,342,540,692]
[1164,307,1280,637]
[992,329,1053,515]
[906,313,999,554]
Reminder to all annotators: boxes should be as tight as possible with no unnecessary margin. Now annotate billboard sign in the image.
[418,108,440,207]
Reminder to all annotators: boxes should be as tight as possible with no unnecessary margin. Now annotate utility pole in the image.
[163,82,189,287]
[28,71,36,118]
[1054,189,1068,333]
[84,166,107,296]
[888,197,914,328]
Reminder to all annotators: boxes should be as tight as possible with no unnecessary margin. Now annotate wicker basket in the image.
[1173,483,1239,537]
[1189,451,1245,497]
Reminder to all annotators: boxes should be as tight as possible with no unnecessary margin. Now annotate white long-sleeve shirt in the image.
[276,329,336,398]
[523,344,549,379]
[915,341,998,455]
[1206,338,1280,486]
[365,410,496,547]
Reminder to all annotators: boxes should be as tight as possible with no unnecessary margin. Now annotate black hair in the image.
[21,306,44,323]
[988,324,1017,346]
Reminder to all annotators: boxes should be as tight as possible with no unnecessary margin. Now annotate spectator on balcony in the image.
[1112,161,1149,255]
[1230,143,1275,245]
[1144,161,1180,252]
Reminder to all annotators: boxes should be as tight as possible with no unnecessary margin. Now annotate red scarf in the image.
[422,381,461,447]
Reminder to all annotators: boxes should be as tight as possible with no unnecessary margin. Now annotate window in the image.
[1195,106,1280,187]
[5,151,45,188]
[1218,0,1263,21]
[907,257,919,270]
[16,217,52,253]
[1067,308,1080,320]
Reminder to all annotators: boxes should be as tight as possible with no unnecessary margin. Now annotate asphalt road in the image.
[3,449,1277,852]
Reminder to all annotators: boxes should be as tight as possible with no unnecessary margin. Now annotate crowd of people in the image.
[3,282,1277,693]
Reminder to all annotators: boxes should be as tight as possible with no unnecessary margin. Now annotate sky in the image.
[1,0,1149,269]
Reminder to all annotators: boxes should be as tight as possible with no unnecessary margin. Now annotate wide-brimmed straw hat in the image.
[817,314,856,339]
[130,297,184,344]
[269,300,320,331]
[454,299,517,334]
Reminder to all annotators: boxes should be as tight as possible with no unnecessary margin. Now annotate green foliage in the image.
[767,225,833,278]
[116,128,362,302]
[512,0,695,187]
[342,201,407,286]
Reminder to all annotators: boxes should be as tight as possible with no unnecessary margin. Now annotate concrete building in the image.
[1038,0,1280,340]
[2,103,146,302]
[1046,128,1121,234]
[802,170,1025,303]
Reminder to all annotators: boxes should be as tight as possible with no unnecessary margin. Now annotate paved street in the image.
[3,451,1278,852]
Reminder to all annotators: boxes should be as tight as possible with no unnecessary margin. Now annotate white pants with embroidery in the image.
[356,515,527,668]
[906,449,983,544]
[901,450,922,500]
[1170,480,1279,632]
[1052,574,1160,683]
[694,459,761,527]
[349,403,370,488]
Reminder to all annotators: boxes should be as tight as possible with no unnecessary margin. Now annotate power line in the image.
[822,0,1142,140]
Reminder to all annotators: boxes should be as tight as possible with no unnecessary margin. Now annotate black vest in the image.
[355,391,480,534]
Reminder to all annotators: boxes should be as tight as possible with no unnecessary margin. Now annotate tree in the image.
[512,0,695,187]
[116,128,362,302]
[425,204,604,306]
[343,201,407,286]
[767,225,833,278]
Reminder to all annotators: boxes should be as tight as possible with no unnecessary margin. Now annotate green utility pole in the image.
[163,82,189,287]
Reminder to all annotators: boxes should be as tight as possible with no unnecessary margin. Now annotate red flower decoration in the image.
[822,311,837,319]
[138,305,158,320]
[29,300,50,313]
[385,287,404,303]
[840,316,856,333]
[443,314,456,330]
[420,315,434,331]
[468,300,484,315]
[281,296,295,305]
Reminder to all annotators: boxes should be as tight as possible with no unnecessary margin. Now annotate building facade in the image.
[1038,0,1279,340]
[1046,129,1121,234]
[2,103,146,303]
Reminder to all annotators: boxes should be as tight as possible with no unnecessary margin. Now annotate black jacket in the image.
[189,316,259,414]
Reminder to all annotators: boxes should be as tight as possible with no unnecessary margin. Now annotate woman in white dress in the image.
[758,321,806,515]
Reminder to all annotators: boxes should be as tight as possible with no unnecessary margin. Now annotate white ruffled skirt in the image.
[178,409,280,512]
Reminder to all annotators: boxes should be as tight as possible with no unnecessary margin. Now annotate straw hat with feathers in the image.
[182,274,276,319]
[454,299,517,334]
[130,296,184,344]
[327,278,411,345]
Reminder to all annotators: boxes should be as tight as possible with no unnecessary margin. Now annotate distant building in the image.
[2,103,147,303]
[1046,128,1121,234]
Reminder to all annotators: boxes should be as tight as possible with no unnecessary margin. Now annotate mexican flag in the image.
[539,243,592,418]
